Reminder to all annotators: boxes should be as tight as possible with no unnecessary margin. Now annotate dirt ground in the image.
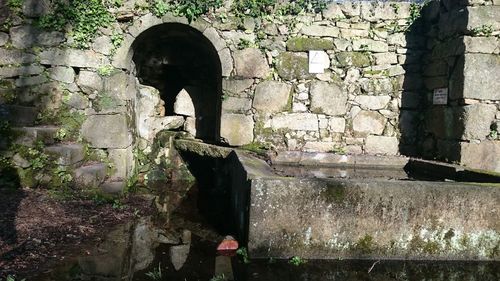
[0,187,155,279]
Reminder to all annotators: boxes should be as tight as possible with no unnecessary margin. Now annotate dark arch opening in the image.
[132,23,222,142]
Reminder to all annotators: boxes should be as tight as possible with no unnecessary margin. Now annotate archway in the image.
[131,23,222,142]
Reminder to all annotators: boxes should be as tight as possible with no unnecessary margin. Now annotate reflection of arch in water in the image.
[131,23,222,142]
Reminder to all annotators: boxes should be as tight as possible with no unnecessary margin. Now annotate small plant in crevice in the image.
[145,262,163,280]
[471,24,493,37]
[5,275,26,281]
[210,274,226,281]
[289,256,307,266]
[110,31,124,54]
[236,247,250,264]
[6,0,23,11]
[97,65,115,76]
[237,38,256,50]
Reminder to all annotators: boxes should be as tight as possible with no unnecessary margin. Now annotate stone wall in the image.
[1,0,499,185]
[421,0,500,171]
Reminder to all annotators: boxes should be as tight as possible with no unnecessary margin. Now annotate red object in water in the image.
[217,235,239,256]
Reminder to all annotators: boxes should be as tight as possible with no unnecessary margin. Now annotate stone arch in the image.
[119,18,227,142]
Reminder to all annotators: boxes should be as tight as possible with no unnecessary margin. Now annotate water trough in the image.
[174,140,500,261]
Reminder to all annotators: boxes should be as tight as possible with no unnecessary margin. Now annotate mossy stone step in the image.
[74,163,108,188]
[1,105,38,126]
[13,126,60,146]
[45,143,85,166]
[100,180,126,195]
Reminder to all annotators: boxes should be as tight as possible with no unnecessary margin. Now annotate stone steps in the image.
[5,118,127,194]
[12,126,60,146]
[1,105,39,126]
[74,163,108,188]
[45,143,85,166]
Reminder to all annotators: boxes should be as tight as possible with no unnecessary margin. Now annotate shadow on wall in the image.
[400,0,468,161]
[131,23,223,142]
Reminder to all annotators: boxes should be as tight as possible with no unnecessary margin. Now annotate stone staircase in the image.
[2,104,124,194]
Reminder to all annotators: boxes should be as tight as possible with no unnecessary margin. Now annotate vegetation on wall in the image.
[37,0,118,49]
[232,0,328,17]
[150,0,224,22]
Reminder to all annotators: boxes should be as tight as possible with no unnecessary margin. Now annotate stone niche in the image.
[132,23,223,142]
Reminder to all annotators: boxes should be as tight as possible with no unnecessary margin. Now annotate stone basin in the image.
[228,151,500,261]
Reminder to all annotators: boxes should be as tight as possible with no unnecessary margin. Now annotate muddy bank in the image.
[0,188,155,278]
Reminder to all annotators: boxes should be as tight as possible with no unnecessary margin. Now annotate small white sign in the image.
[308,50,329,74]
[433,88,448,105]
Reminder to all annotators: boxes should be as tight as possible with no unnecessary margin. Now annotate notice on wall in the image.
[308,50,329,74]
[433,88,448,105]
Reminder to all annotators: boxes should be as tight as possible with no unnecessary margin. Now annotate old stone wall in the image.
[0,0,499,187]
[421,0,500,171]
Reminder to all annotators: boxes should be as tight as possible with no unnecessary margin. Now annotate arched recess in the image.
[131,23,222,142]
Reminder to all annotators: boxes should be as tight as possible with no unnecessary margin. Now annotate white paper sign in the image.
[433,88,448,105]
[309,50,329,74]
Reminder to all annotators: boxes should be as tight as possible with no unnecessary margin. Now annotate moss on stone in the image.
[336,52,371,68]
[286,37,333,51]
[353,234,375,254]
[276,52,314,80]
[322,182,346,204]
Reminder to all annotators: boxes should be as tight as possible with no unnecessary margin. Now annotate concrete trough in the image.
[229,151,500,261]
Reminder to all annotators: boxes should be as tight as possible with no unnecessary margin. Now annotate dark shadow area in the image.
[132,23,223,142]
[176,150,234,236]
[400,1,469,163]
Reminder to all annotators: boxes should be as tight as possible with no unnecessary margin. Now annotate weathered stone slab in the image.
[450,54,500,101]
[138,116,185,142]
[286,37,333,51]
[45,144,85,166]
[276,52,313,80]
[310,81,347,116]
[460,104,497,140]
[352,39,388,53]
[354,95,391,110]
[253,81,291,114]
[40,48,109,68]
[222,97,252,113]
[0,65,43,78]
[219,48,234,77]
[222,78,254,95]
[128,13,162,37]
[0,49,36,65]
[108,147,134,180]
[234,48,269,78]
[81,114,133,149]
[15,75,47,87]
[301,24,339,37]
[174,89,195,117]
[336,52,371,68]
[10,25,64,49]
[220,114,254,146]
[365,136,399,155]
[22,0,50,17]
[77,71,103,94]
[460,141,500,172]
[48,66,75,83]
[74,163,107,188]
[0,32,8,46]
[247,177,500,260]
[203,27,226,51]
[352,111,386,135]
[266,113,318,131]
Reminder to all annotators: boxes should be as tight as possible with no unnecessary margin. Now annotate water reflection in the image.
[34,215,500,281]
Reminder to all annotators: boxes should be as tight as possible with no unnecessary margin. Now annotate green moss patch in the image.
[336,52,371,68]
[286,37,333,51]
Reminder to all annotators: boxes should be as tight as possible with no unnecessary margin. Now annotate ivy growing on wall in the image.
[233,0,328,17]
[150,0,224,22]
[37,0,119,49]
